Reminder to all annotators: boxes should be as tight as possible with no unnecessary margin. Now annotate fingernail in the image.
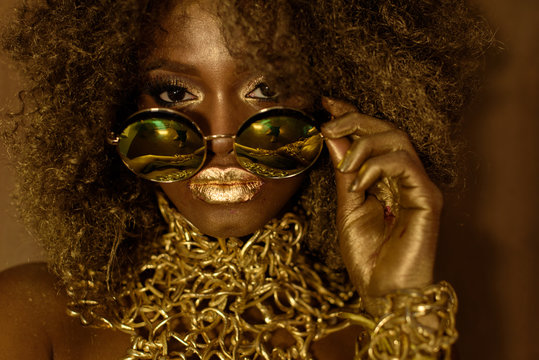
[348,177,360,192]
[349,179,365,204]
[325,138,348,168]
[350,183,366,204]
[338,150,352,172]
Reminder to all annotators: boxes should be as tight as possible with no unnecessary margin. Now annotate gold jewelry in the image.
[67,193,363,359]
[341,282,458,360]
[66,193,457,359]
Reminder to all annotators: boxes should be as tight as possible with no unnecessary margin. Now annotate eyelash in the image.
[245,82,279,102]
[144,76,196,107]
[142,76,279,107]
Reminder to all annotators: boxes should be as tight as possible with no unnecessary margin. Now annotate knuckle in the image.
[419,179,444,211]
[356,135,373,151]
[393,129,410,142]
[350,137,373,162]
[341,111,360,123]
[394,149,412,163]
[359,157,377,174]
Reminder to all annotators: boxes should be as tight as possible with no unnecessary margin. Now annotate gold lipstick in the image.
[188,167,263,204]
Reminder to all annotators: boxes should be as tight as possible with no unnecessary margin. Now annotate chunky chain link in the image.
[67,193,457,359]
[341,282,458,360]
[68,193,362,359]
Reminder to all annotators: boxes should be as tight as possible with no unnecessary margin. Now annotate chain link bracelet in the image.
[340,281,458,360]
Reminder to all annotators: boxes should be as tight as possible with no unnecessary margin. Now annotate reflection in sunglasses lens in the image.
[118,118,206,182]
[235,113,323,178]
[117,108,323,182]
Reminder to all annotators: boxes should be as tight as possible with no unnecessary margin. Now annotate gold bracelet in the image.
[341,281,458,360]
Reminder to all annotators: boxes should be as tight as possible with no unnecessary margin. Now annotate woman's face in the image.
[138,1,306,237]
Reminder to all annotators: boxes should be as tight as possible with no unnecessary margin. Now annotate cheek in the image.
[259,176,305,210]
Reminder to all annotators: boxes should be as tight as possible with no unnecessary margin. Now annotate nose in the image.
[205,110,237,156]
[206,135,235,156]
[194,98,248,157]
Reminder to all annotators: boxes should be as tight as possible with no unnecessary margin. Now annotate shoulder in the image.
[0,262,61,359]
[0,263,132,360]
[0,261,60,292]
[0,262,65,315]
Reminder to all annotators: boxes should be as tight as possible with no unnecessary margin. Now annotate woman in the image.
[0,0,493,358]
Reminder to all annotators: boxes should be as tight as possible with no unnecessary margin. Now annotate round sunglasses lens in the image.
[118,114,206,182]
[234,109,323,178]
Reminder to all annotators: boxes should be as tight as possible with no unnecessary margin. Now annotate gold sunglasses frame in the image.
[108,107,324,182]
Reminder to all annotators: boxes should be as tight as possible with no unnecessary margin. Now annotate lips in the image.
[188,167,264,204]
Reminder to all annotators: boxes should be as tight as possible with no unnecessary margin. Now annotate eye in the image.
[144,76,198,107]
[156,85,197,104]
[246,82,278,101]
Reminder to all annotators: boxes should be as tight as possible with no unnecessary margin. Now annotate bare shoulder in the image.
[0,262,59,359]
[0,263,67,322]
[0,263,130,360]
[0,262,63,303]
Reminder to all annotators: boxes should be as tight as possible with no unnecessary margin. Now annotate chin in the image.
[181,202,276,238]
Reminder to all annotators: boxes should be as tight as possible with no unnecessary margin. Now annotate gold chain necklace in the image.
[68,194,363,359]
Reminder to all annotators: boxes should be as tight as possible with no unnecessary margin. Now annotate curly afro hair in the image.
[1,0,494,303]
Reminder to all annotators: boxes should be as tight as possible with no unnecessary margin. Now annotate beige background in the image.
[0,0,46,269]
[0,0,537,359]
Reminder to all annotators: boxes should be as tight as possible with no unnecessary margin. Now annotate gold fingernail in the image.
[338,150,352,172]
[348,178,359,192]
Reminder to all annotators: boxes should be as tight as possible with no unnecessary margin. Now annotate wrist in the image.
[342,281,458,359]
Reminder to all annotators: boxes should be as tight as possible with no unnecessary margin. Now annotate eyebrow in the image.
[142,59,200,76]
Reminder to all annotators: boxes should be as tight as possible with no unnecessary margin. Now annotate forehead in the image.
[145,1,231,67]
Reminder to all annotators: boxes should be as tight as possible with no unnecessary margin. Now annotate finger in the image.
[325,137,351,168]
[320,100,361,202]
[349,151,437,209]
[338,130,421,173]
[322,112,394,139]
[321,96,357,117]
[325,137,367,204]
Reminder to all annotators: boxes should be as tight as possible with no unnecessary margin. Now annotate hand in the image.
[321,98,443,315]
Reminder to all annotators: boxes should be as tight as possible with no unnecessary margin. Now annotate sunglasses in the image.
[108,107,324,183]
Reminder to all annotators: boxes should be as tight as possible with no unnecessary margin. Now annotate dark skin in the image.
[0,264,361,359]
[0,0,443,358]
[0,263,130,360]
[143,1,306,238]
[150,0,441,310]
